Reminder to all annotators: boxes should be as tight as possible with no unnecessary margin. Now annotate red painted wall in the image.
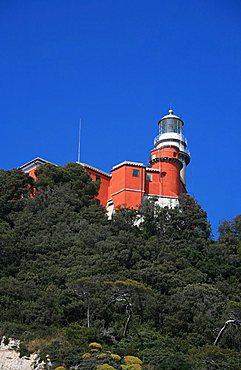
[145,171,161,196]
[110,164,145,209]
[27,167,38,181]
[84,168,111,207]
[149,147,181,196]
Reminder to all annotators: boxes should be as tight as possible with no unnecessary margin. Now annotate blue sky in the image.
[0,0,241,236]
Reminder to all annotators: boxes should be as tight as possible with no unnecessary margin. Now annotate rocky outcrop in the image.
[0,337,38,370]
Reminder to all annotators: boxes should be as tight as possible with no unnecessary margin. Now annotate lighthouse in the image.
[146,109,190,206]
[106,109,191,212]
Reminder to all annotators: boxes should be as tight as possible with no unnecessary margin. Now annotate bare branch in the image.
[214,319,241,345]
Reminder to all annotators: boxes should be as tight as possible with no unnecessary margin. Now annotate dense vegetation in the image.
[0,163,240,369]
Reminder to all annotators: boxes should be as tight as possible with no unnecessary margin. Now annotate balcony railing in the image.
[154,133,188,146]
[154,134,190,160]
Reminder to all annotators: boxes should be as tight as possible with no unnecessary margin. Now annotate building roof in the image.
[19,157,111,178]
[146,167,160,172]
[19,157,55,173]
[79,162,111,178]
[112,161,145,171]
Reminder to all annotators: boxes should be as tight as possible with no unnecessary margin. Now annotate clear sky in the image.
[0,0,241,236]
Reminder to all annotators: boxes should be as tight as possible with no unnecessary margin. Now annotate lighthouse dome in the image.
[159,109,184,124]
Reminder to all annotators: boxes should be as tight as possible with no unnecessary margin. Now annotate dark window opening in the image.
[132,169,140,177]
[146,174,152,182]
[160,171,167,178]
[150,197,158,202]
[173,152,177,157]
[96,175,101,183]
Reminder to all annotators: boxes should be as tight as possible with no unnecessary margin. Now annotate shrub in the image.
[124,356,143,364]
[89,342,102,350]
[28,336,57,352]
[96,365,116,370]
[97,352,109,358]
[110,353,121,361]
[82,352,92,359]
[121,365,142,370]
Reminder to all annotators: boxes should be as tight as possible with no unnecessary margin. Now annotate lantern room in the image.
[158,109,183,135]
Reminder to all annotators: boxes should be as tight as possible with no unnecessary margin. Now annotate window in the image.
[132,169,140,177]
[96,175,101,182]
[146,174,152,182]
[173,152,177,157]
[160,171,167,178]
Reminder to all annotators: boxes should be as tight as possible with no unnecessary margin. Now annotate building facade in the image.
[20,110,190,215]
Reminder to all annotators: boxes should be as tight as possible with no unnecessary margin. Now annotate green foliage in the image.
[0,164,240,369]
[0,168,34,221]
[163,283,224,340]
[36,162,97,196]
[140,195,211,241]
[190,345,241,369]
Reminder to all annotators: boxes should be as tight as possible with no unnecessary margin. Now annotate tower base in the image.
[143,195,179,209]
[106,195,179,218]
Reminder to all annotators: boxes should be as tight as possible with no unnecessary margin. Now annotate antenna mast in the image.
[77,118,82,163]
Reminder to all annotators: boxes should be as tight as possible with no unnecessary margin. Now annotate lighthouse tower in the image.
[145,109,190,207]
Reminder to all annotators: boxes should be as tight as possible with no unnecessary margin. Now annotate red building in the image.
[20,110,190,215]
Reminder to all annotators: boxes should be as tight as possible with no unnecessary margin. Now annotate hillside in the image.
[0,163,241,370]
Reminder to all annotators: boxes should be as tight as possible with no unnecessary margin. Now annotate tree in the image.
[139,195,211,242]
[1,162,241,369]
[36,162,98,205]
[214,319,241,346]
[107,279,151,338]
[190,345,241,370]
[163,283,225,341]
[69,278,101,328]
[0,220,16,276]
[0,168,34,222]
[218,215,241,255]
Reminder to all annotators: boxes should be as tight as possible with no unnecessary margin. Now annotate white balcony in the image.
[154,132,188,146]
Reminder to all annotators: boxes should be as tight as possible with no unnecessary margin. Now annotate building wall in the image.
[149,147,181,197]
[145,170,161,196]
[109,165,127,196]
[150,147,179,166]
[110,164,145,209]
[157,162,181,196]
[83,168,111,207]
[27,167,38,181]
